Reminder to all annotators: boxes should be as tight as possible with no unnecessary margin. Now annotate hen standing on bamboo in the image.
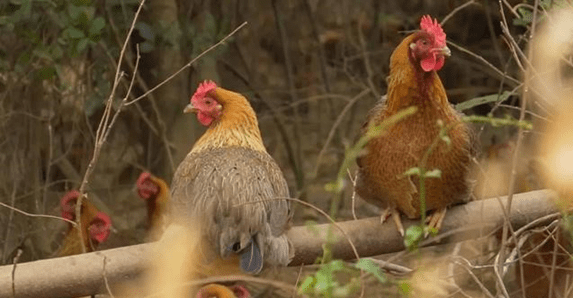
[170,81,293,278]
[57,190,111,256]
[355,15,474,235]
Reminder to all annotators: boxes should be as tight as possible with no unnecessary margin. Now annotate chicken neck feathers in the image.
[191,88,266,154]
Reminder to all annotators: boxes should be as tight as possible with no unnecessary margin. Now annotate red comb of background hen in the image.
[90,211,112,243]
[137,172,151,188]
[61,190,81,219]
[191,80,217,102]
[420,15,446,47]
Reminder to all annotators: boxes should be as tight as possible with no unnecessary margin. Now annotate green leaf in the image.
[65,26,85,39]
[325,179,344,193]
[424,169,442,178]
[399,281,412,295]
[298,276,315,294]
[89,16,105,36]
[67,3,82,20]
[136,21,155,41]
[355,259,387,283]
[404,225,424,251]
[51,45,63,59]
[37,66,56,81]
[403,167,421,177]
[327,259,345,271]
[454,91,514,112]
[76,38,89,53]
[139,41,155,53]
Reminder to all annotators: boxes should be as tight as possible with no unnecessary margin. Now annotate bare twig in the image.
[447,41,521,86]
[125,22,248,106]
[349,169,358,221]
[11,248,22,298]
[313,89,370,177]
[357,21,380,99]
[2,181,17,263]
[102,256,115,298]
[497,1,540,297]
[441,0,478,26]
[76,0,146,254]
[271,0,304,193]
[364,258,413,275]
[0,202,77,226]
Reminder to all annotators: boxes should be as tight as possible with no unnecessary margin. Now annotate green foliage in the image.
[512,0,567,27]
[299,259,388,298]
[299,107,417,297]
[463,114,533,130]
[454,91,515,112]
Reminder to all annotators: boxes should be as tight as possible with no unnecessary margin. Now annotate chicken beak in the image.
[439,46,451,57]
[184,103,197,114]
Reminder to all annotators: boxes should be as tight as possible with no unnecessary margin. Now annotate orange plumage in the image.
[136,172,170,232]
[196,284,250,298]
[57,190,111,256]
[170,81,293,282]
[355,15,474,234]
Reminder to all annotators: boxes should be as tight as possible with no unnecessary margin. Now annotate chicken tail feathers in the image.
[240,240,263,274]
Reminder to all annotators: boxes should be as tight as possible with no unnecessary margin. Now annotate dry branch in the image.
[0,190,559,298]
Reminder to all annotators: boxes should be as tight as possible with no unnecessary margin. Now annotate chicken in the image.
[196,284,250,298]
[57,190,111,256]
[169,81,293,279]
[136,171,170,232]
[355,15,474,235]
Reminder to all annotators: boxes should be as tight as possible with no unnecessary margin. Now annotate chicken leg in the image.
[426,207,447,234]
[380,207,405,236]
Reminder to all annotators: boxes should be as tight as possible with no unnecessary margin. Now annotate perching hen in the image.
[136,171,170,232]
[355,15,474,235]
[57,190,111,256]
[169,81,293,276]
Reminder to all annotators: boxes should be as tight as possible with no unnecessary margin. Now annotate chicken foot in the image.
[425,207,447,236]
[380,207,405,236]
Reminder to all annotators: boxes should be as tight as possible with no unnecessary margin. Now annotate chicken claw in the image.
[380,207,405,236]
[425,207,447,236]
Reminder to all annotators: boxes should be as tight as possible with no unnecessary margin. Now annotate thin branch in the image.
[441,0,478,26]
[271,0,304,192]
[447,41,521,86]
[312,89,370,177]
[125,22,248,106]
[76,0,146,254]
[0,202,76,226]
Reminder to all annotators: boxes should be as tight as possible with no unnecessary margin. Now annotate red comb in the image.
[420,15,446,47]
[61,190,80,207]
[61,190,81,220]
[137,172,151,187]
[191,80,217,102]
[90,212,112,243]
[94,211,112,227]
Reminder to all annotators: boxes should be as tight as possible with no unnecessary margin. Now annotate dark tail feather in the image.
[240,240,263,274]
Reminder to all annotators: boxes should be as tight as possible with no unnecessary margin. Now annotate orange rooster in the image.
[136,171,170,231]
[57,190,111,256]
[355,15,474,235]
[169,81,293,285]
